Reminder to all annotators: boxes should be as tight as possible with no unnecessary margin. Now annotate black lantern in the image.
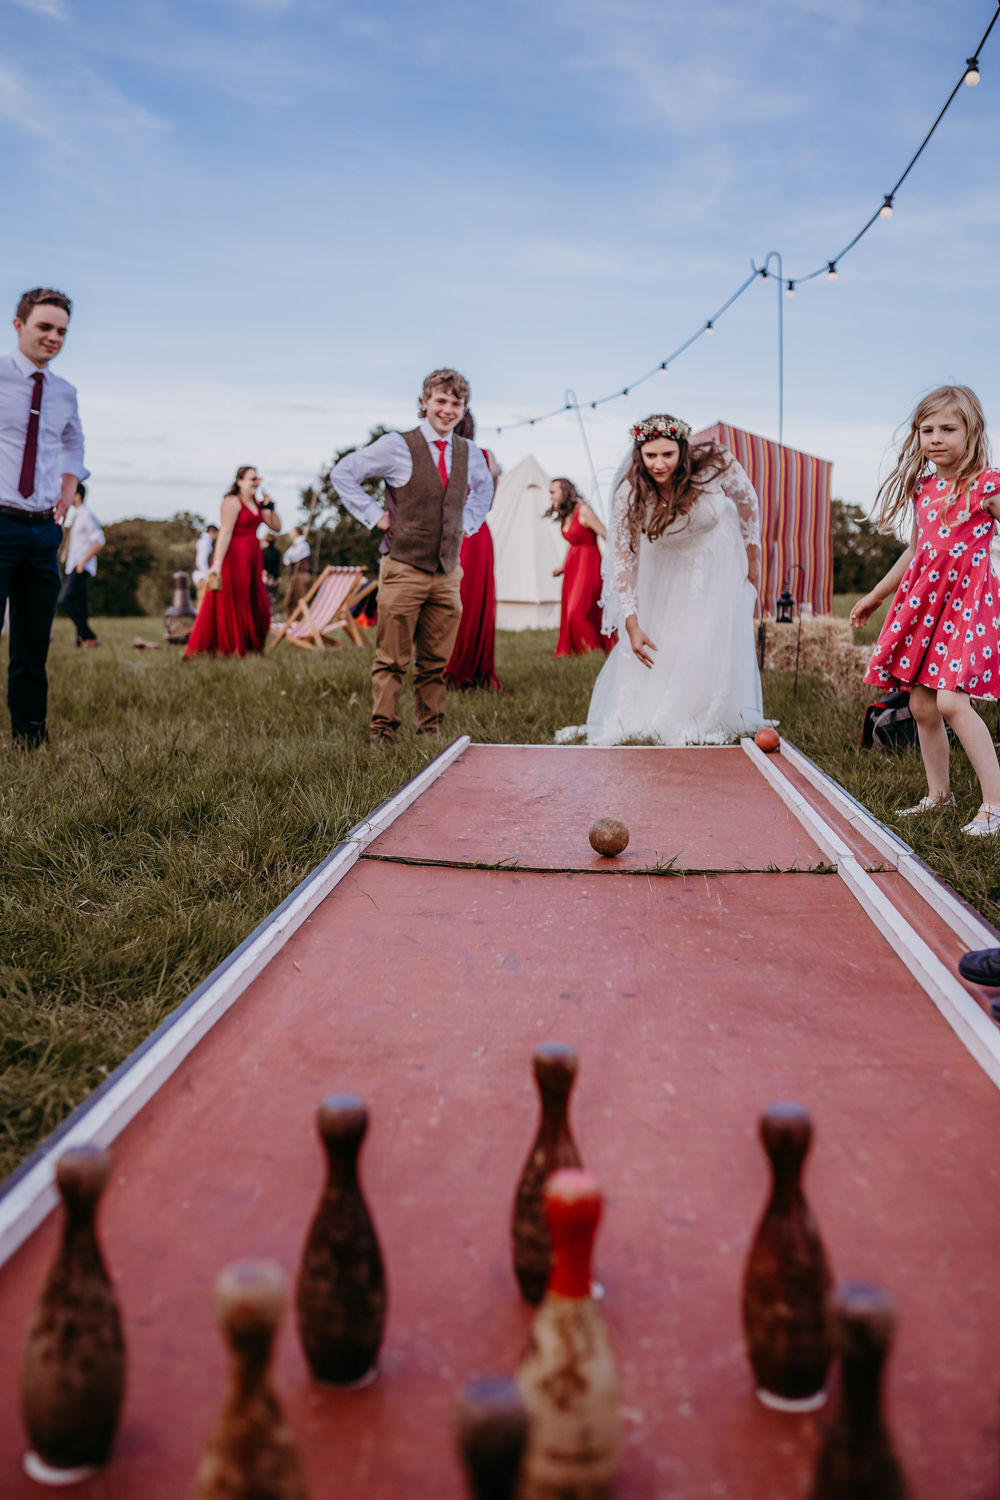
[164,571,197,644]
[775,588,795,624]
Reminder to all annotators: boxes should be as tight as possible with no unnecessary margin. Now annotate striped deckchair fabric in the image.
[269,565,375,650]
[694,422,833,617]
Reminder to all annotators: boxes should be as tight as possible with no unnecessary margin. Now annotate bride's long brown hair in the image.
[624,426,727,549]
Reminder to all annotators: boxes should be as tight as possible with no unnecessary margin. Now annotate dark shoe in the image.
[370,729,397,746]
[415,726,441,737]
[958,947,1000,986]
[80,637,100,649]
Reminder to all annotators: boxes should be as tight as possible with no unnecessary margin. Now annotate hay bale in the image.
[759,614,871,694]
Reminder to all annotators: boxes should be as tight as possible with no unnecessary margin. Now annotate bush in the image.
[831,498,904,595]
[87,521,157,616]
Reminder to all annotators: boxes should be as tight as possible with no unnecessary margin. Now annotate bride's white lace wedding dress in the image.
[558,453,767,746]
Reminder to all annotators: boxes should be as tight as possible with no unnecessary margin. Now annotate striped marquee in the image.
[695,422,833,617]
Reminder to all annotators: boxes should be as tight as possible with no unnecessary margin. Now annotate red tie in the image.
[18,371,44,500]
[433,439,449,491]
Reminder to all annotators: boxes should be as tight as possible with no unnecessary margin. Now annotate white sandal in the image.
[896,794,957,817]
[962,803,1000,837]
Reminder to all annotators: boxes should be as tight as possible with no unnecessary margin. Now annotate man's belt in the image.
[0,504,55,523]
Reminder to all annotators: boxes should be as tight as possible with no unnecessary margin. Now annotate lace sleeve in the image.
[599,479,640,637]
[719,453,761,555]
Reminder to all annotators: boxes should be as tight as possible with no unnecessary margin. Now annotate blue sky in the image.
[2,0,998,525]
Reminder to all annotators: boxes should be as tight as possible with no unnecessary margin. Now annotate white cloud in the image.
[0,57,167,164]
[1,0,69,17]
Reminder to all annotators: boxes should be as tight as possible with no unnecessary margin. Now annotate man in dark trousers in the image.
[329,368,493,742]
[0,288,87,746]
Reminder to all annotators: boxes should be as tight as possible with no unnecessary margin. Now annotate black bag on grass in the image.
[861,690,917,752]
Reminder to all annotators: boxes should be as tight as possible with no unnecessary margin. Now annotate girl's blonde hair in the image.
[875,385,990,533]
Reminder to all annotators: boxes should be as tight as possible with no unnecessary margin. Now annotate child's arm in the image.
[329,433,410,531]
[849,518,917,628]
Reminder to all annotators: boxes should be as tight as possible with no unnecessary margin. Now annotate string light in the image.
[485,11,997,435]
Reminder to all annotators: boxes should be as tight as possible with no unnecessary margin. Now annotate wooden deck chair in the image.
[269,566,374,650]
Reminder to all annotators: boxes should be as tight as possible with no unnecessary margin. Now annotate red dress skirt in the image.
[444,524,502,690]
[554,508,614,657]
[184,503,271,658]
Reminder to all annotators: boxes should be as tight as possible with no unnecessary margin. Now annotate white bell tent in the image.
[487,455,567,630]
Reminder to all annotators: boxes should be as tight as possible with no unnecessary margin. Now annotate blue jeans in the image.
[0,513,61,745]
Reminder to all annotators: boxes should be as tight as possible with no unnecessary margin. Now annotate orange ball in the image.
[589,817,630,857]
[755,727,780,753]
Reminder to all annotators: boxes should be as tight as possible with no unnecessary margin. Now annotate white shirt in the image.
[64,502,105,576]
[193,531,214,579]
[0,348,88,511]
[283,535,311,567]
[329,419,493,535]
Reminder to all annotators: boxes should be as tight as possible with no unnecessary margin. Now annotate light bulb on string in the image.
[622,388,629,399]
[827,262,838,282]
[660,360,668,373]
[966,56,980,85]
[785,280,795,298]
[760,267,768,281]
[880,195,894,219]
[705,321,714,335]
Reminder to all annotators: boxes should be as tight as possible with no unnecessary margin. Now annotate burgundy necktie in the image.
[433,439,449,491]
[18,372,44,500]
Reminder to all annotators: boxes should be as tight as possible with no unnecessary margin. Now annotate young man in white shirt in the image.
[59,482,105,647]
[192,524,218,599]
[282,524,312,612]
[330,368,493,743]
[0,288,87,746]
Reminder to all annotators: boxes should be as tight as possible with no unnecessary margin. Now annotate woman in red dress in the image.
[444,412,503,691]
[549,478,614,657]
[184,466,279,658]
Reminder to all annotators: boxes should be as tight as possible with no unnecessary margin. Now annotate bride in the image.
[559,413,768,746]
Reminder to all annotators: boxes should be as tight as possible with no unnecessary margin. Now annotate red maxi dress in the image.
[554,507,614,657]
[865,468,1000,696]
[184,502,271,658]
[444,523,502,690]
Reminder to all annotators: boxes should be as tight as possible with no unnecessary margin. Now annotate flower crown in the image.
[631,414,691,445]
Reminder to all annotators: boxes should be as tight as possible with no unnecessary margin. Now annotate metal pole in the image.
[761,252,784,446]
[565,389,606,523]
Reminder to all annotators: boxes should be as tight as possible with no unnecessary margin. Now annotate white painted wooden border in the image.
[0,736,471,1269]
[777,737,1000,951]
[742,737,1000,1091]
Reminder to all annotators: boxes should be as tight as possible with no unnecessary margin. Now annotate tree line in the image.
[82,431,905,616]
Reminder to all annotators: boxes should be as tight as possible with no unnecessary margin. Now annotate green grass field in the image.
[2,603,999,1178]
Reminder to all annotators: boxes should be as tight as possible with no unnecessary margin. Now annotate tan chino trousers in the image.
[371,556,462,736]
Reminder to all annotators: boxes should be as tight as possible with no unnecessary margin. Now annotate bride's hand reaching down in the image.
[626,615,657,669]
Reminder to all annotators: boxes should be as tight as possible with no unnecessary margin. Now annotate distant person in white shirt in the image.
[0,287,87,747]
[192,524,218,599]
[282,525,312,612]
[59,482,105,647]
[330,368,493,743]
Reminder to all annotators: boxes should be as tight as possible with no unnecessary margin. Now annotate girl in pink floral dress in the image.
[851,386,1000,836]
